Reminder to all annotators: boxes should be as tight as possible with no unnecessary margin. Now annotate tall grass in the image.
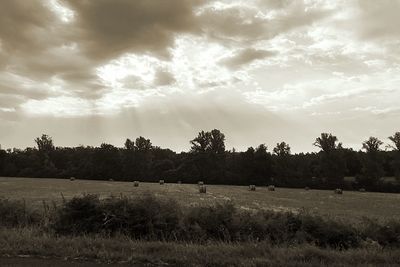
[1,194,400,249]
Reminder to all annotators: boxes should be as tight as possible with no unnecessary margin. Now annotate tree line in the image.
[0,130,399,192]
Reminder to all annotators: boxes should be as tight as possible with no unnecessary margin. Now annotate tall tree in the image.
[313,133,345,188]
[124,138,135,150]
[388,132,400,180]
[209,129,226,154]
[273,142,291,157]
[190,131,211,153]
[35,134,55,153]
[272,142,292,185]
[135,136,152,151]
[357,137,384,188]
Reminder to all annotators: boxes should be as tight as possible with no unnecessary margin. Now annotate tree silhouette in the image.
[362,137,383,153]
[273,142,291,157]
[357,136,384,188]
[313,133,345,188]
[313,133,340,153]
[388,132,400,180]
[34,134,55,153]
[388,132,400,151]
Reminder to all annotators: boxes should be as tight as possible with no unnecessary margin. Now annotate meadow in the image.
[1,177,399,222]
[2,177,400,266]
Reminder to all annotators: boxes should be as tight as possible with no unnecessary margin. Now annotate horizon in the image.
[1,0,399,154]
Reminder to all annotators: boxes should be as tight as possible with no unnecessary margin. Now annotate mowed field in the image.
[1,177,399,222]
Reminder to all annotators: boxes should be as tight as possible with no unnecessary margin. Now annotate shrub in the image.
[185,202,236,241]
[53,194,103,235]
[0,198,39,227]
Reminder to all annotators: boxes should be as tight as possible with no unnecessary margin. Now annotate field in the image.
[1,177,399,222]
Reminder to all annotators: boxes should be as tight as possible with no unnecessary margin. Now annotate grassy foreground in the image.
[1,228,400,267]
[1,177,400,222]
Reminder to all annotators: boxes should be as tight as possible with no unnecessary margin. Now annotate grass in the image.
[1,177,400,223]
[1,228,400,267]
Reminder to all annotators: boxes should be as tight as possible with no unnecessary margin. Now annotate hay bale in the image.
[268,185,275,191]
[70,177,75,181]
[159,180,165,185]
[249,185,256,191]
[133,181,139,187]
[359,188,366,192]
[199,185,206,193]
[198,181,204,186]
[304,186,310,191]
[334,188,343,194]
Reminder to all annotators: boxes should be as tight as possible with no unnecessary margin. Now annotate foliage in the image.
[1,131,400,192]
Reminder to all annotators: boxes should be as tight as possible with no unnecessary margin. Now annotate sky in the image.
[0,0,399,153]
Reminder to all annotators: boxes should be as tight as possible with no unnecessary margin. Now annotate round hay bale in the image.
[198,181,204,186]
[334,188,343,194]
[249,185,256,191]
[359,188,366,192]
[199,185,206,193]
[159,180,165,185]
[304,186,310,191]
[268,185,275,191]
[70,177,75,181]
[133,181,139,187]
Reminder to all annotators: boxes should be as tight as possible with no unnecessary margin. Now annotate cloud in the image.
[154,70,176,86]
[63,0,201,61]
[221,48,276,69]
[197,1,333,43]
[356,0,400,41]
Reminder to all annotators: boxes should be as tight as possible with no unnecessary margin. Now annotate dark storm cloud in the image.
[63,0,202,61]
[222,48,276,69]
[0,0,57,56]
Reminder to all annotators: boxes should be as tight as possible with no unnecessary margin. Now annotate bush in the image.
[45,194,398,249]
[52,194,182,240]
[53,194,103,235]
[0,198,39,227]
[185,202,236,241]
[361,219,400,247]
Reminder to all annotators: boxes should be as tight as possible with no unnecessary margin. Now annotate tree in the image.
[357,137,384,188]
[362,137,383,153]
[313,133,340,153]
[272,142,292,185]
[35,134,55,153]
[190,129,225,154]
[209,129,226,154]
[189,129,226,183]
[135,136,152,151]
[190,131,211,153]
[313,133,345,188]
[388,132,400,180]
[124,139,135,150]
[273,142,291,157]
[388,132,400,151]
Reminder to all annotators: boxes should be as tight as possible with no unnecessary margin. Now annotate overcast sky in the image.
[0,0,399,152]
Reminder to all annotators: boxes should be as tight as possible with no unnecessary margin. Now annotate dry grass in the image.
[1,228,400,267]
[1,177,400,222]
